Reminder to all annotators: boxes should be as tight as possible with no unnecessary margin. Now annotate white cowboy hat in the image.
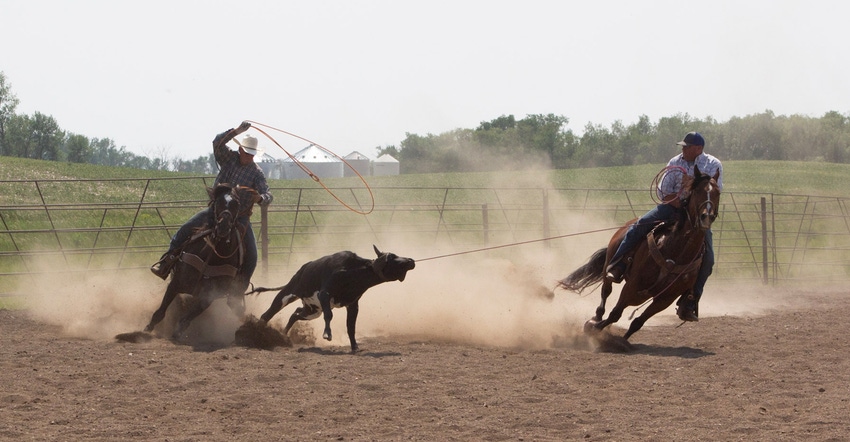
[235,134,262,156]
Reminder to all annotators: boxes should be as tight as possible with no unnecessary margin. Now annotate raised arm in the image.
[212,121,252,164]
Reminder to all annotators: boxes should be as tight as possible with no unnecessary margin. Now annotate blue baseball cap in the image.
[677,132,705,147]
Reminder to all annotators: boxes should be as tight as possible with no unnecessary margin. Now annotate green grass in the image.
[4,156,849,200]
[0,296,26,310]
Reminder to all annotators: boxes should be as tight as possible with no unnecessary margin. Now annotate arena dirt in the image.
[3,259,849,441]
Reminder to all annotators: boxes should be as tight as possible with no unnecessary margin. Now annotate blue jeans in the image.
[693,229,713,301]
[609,203,714,302]
[169,208,258,287]
[609,203,679,266]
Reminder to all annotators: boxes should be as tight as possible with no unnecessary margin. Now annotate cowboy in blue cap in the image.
[605,131,723,321]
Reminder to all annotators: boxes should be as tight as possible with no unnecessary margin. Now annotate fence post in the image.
[761,197,768,285]
[261,204,269,276]
[542,189,550,247]
[482,204,489,245]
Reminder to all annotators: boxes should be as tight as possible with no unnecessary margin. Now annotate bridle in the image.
[205,191,242,260]
[685,177,719,230]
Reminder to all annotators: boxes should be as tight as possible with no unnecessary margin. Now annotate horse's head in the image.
[371,244,416,282]
[684,164,721,230]
[232,186,260,218]
[208,184,238,239]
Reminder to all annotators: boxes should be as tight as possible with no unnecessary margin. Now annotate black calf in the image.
[249,245,415,352]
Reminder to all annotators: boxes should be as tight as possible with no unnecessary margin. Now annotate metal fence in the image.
[2,177,849,295]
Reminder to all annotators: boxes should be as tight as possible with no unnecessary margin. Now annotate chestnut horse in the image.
[559,165,721,340]
[144,184,258,341]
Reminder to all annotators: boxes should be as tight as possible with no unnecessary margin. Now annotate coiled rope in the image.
[246,120,375,215]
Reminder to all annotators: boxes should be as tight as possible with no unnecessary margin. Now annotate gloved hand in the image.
[235,121,251,134]
[256,193,272,206]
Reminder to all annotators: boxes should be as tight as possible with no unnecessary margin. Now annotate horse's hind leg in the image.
[590,303,626,333]
[594,280,614,321]
[145,284,180,333]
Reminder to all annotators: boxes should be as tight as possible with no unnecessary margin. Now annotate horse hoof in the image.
[583,319,600,334]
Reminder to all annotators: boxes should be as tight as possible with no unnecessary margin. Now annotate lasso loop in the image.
[245,120,375,215]
[650,165,688,205]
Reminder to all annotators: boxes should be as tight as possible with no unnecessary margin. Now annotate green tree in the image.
[3,114,30,157]
[516,114,569,165]
[64,133,91,163]
[90,137,134,167]
[0,71,19,156]
[375,145,399,159]
[816,111,850,163]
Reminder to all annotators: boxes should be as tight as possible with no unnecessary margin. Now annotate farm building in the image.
[372,153,400,176]
[343,151,371,177]
[282,144,343,180]
[256,153,283,179]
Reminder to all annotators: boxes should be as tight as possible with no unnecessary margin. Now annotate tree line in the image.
[0,72,216,173]
[3,71,849,174]
[377,110,850,174]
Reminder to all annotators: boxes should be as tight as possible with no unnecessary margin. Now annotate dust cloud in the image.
[23,255,163,340]
[14,169,823,350]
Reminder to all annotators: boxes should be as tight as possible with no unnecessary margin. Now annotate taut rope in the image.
[416,226,621,262]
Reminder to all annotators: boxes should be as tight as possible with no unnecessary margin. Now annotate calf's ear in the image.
[373,244,383,257]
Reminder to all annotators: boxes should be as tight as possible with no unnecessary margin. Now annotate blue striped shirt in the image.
[659,152,723,199]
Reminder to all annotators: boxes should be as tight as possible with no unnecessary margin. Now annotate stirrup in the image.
[150,253,178,280]
[605,262,625,283]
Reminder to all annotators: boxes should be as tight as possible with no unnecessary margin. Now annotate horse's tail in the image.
[557,247,607,294]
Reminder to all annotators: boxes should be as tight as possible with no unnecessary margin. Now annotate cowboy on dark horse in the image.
[150,121,273,293]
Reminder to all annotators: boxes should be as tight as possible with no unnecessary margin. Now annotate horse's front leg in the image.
[145,284,180,333]
[623,294,678,340]
[172,294,214,341]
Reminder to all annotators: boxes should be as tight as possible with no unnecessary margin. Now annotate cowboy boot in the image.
[150,251,179,280]
[605,256,631,283]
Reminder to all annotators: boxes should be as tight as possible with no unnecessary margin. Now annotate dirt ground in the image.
[2,265,850,442]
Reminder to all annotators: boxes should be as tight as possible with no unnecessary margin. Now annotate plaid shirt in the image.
[658,152,723,199]
[212,129,273,206]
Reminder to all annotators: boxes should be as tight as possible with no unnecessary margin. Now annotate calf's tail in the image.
[245,285,286,296]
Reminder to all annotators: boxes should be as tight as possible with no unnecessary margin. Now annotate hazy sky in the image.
[3,0,848,160]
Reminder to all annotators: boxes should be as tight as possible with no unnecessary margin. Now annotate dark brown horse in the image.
[558,165,721,341]
[144,184,259,341]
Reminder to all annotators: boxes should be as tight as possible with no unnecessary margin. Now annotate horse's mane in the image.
[667,170,716,234]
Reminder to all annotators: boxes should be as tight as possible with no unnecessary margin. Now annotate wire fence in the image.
[2,177,849,296]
